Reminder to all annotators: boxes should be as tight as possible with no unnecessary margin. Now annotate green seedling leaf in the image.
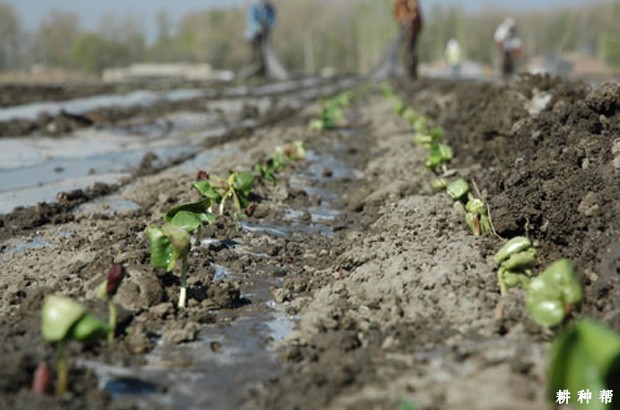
[41,295,86,342]
[277,140,306,161]
[414,116,429,134]
[465,198,486,215]
[146,223,191,272]
[165,199,215,232]
[503,248,537,271]
[309,119,326,131]
[429,127,444,141]
[69,313,110,343]
[425,144,453,170]
[255,163,278,184]
[234,171,255,194]
[526,259,583,327]
[192,181,223,202]
[549,319,620,410]
[499,267,532,290]
[446,179,469,201]
[431,178,448,190]
[495,236,532,264]
[402,108,419,125]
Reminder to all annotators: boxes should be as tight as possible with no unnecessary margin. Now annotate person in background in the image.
[445,39,462,79]
[245,0,277,77]
[393,0,423,80]
[494,17,522,80]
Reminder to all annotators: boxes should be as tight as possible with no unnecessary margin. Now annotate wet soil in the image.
[0,76,618,410]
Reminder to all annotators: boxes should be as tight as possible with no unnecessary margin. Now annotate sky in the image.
[7,0,601,35]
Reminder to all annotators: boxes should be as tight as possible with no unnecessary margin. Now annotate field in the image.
[0,75,618,409]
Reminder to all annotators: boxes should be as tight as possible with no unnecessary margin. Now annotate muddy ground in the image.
[0,76,619,410]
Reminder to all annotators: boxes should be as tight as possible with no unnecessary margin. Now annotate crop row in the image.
[382,83,620,409]
[36,119,319,396]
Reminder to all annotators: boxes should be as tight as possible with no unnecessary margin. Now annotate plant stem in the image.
[107,299,116,343]
[55,341,68,397]
[178,255,189,309]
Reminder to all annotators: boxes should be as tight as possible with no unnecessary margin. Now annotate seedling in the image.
[402,108,419,126]
[549,319,620,410]
[255,141,306,184]
[165,199,215,243]
[309,99,344,131]
[413,116,430,136]
[146,223,191,309]
[446,178,469,201]
[414,127,444,148]
[96,264,125,342]
[193,171,254,219]
[526,259,583,327]
[425,144,453,172]
[431,177,448,191]
[494,236,537,295]
[465,198,492,236]
[41,295,109,396]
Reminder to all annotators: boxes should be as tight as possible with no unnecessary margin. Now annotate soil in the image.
[0,75,618,410]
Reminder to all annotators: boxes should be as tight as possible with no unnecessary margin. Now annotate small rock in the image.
[321,167,333,177]
[126,323,154,354]
[582,158,590,170]
[577,192,601,217]
[210,341,222,352]
[150,302,173,319]
[162,321,200,345]
[273,288,292,303]
[115,269,164,310]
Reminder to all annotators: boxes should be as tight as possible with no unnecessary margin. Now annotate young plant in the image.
[425,144,453,173]
[465,198,492,236]
[402,108,419,125]
[41,295,109,396]
[414,126,444,148]
[446,179,492,236]
[431,177,448,191]
[96,264,125,342]
[193,171,254,219]
[549,319,620,410]
[526,259,583,327]
[146,223,192,309]
[309,99,344,131]
[494,236,537,295]
[255,141,307,184]
[446,178,469,201]
[165,199,215,243]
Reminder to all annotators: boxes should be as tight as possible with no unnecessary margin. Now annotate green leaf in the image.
[431,178,448,190]
[502,248,537,271]
[495,236,532,264]
[426,144,453,170]
[234,171,255,194]
[69,313,110,343]
[146,224,191,272]
[41,295,86,342]
[165,199,211,221]
[526,259,583,327]
[164,200,214,232]
[549,319,620,410]
[446,179,469,201]
[192,181,223,201]
[465,198,486,215]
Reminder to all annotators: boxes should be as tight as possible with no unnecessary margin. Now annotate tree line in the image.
[0,0,618,76]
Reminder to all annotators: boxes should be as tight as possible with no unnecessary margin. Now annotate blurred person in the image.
[393,0,423,80]
[245,0,277,77]
[445,39,462,79]
[494,17,522,80]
